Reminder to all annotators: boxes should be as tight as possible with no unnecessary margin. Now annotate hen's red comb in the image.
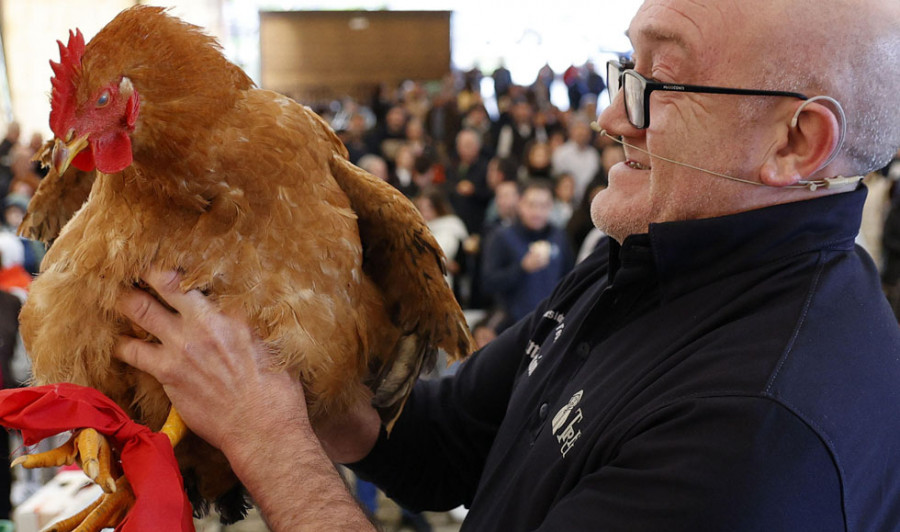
[49,29,85,138]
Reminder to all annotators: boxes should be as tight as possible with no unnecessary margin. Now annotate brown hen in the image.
[19,5,472,525]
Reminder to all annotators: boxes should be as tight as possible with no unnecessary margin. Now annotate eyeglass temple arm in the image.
[649,82,808,100]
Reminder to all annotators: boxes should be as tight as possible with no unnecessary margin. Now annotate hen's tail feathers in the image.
[369,333,437,431]
[183,468,250,525]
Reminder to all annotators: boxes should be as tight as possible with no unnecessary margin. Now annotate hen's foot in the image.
[43,476,134,532]
[11,428,117,493]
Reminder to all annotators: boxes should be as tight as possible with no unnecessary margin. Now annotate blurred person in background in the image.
[414,187,469,291]
[446,129,492,236]
[367,104,408,168]
[552,117,601,205]
[0,124,20,198]
[492,98,535,165]
[481,180,573,329]
[550,173,576,228]
[522,141,554,181]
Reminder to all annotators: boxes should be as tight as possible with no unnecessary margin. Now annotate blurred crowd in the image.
[319,62,628,337]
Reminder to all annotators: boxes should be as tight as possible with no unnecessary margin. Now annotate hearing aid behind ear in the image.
[790,95,846,171]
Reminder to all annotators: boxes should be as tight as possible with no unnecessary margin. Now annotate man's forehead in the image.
[628,0,737,55]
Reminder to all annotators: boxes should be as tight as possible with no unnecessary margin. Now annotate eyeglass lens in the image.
[623,72,646,129]
[607,62,621,104]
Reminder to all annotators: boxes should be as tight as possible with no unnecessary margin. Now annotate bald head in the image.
[735,0,900,173]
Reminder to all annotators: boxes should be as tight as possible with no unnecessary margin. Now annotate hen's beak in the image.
[51,133,89,175]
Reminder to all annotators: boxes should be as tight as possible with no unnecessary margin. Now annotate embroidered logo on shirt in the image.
[553,323,565,342]
[527,311,566,376]
[552,390,584,458]
[526,340,541,376]
[543,310,565,324]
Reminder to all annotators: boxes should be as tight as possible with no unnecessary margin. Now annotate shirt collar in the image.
[612,187,866,301]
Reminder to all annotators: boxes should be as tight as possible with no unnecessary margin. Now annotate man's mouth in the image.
[626,159,650,170]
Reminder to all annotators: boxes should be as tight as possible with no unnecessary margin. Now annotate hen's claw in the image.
[15,409,185,531]
[11,429,117,494]
[43,476,134,532]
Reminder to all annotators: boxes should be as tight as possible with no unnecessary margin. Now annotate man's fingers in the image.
[114,335,163,376]
[141,268,210,317]
[117,286,180,340]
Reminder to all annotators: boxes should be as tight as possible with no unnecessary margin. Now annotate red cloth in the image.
[0,383,194,531]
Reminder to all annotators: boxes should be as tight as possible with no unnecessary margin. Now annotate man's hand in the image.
[114,268,301,454]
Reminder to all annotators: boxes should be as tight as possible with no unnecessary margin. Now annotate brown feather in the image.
[20,141,96,244]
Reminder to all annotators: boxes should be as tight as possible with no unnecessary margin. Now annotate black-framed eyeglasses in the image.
[606,60,809,129]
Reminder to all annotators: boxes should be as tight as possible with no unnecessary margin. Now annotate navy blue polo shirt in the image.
[353,187,900,531]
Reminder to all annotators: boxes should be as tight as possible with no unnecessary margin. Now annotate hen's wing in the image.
[20,141,96,245]
[306,110,475,423]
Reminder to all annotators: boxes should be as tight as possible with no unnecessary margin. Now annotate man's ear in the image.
[758,100,841,187]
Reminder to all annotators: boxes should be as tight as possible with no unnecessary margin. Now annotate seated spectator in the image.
[461,104,493,157]
[566,178,608,254]
[481,180,573,330]
[392,144,419,198]
[366,104,408,167]
[491,98,535,165]
[482,157,520,230]
[446,129,491,235]
[471,310,506,349]
[337,111,372,165]
[404,116,432,159]
[596,143,626,186]
[2,194,42,275]
[411,153,438,193]
[0,231,28,302]
[357,154,391,184]
[550,173,576,228]
[551,117,600,204]
[414,187,469,291]
[475,172,520,310]
[0,123,19,197]
[521,141,553,181]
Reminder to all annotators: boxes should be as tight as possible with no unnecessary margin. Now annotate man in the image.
[115,0,900,530]
[481,180,574,328]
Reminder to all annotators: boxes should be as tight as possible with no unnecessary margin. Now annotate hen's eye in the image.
[97,91,110,107]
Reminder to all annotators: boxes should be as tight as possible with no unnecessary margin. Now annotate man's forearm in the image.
[224,412,376,531]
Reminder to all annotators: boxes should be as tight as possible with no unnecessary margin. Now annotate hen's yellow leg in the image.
[43,476,134,532]
[161,406,187,446]
[13,407,187,532]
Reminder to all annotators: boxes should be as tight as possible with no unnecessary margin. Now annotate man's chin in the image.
[590,193,651,244]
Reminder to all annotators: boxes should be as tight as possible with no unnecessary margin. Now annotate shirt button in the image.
[539,403,549,421]
[577,342,590,358]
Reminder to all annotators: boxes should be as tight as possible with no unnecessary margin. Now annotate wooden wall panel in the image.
[260,10,451,104]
